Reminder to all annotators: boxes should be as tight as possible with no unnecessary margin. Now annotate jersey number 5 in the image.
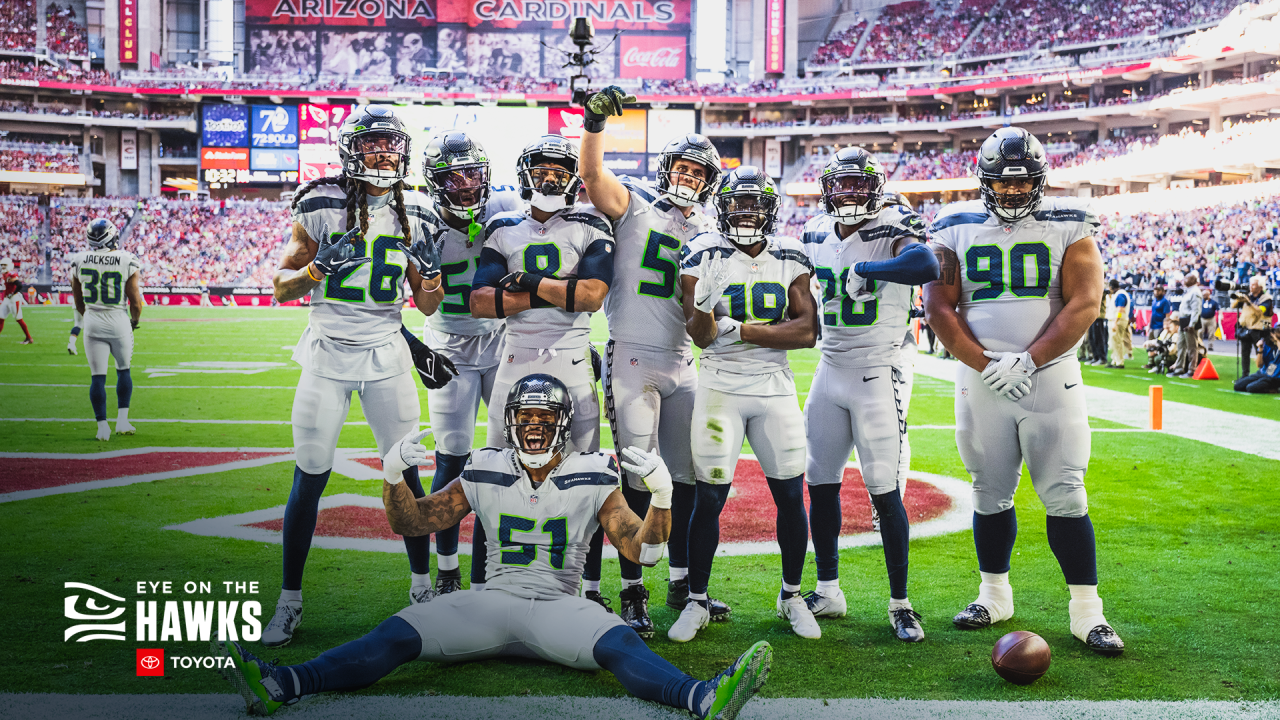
[78,268,123,305]
[499,514,568,569]
[966,243,1051,300]
[638,230,681,299]
[323,234,406,304]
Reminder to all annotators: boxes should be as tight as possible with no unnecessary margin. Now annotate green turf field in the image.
[2,305,1278,705]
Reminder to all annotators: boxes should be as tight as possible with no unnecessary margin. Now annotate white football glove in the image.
[619,446,673,510]
[693,253,735,314]
[710,316,742,348]
[382,428,432,483]
[981,350,1036,400]
[845,264,875,304]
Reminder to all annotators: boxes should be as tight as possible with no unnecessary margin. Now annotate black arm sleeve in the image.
[472,247,510,288]
[577,237,616,287]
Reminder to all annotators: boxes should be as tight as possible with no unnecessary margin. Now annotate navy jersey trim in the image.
[769,247,815,272]
[296,196,346,215]
[680,244,735,268]
[473,247,510,288]
[930,211,989,232]
[463,469,520,487]
[562,212,614,238]
[1033,208,1100,228]
[484,215,525,238]
[622,179,658,205]
[551,471,619,490]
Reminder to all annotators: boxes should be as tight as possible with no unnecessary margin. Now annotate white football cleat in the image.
[802,588,847,618]
[261,601,302,647]
[777,593,822,639]
[115,421,137,436]
[95,425,111,442]
[410,585,438,604]
[67,342,77,355]
[668,599,710,643]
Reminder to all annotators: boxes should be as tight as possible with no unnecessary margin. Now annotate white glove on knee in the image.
[383,428,432,483]
[981,350,1036,400]
[619,446,673,510]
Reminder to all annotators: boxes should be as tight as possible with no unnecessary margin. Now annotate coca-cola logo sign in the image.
[619,35,687,79]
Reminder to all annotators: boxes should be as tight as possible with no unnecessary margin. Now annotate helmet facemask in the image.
[430,164,491,214]
[347,129,410,188]
[658,155,716,207]
[980,172,1045,223]
[716,191,778,244]
[504,402,572,469]
[822,171,884,226]
[521,157,580,213]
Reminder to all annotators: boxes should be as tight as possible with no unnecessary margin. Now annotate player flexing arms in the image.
[470,135,615,602]
[414,131,523,595]
[215,374,771,720]
[671,167,819,642]
[924,127,1124,655]
[264,105,455,647]
[578,86,730,636]
[0,260,34,344]
[70,220,144,441]
[800,148,940,642]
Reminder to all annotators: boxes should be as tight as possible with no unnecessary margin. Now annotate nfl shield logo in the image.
[507,354,514,363]
[630,358,638,366]
[529,494,539,506]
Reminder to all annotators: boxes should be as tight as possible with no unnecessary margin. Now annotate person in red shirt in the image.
[0,261,34,344]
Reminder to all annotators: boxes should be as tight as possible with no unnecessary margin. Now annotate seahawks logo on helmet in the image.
[657,134,721,208]
[713,165,779,244]
[86,218,120,250]
[820,147,885,226]
[504,374,575,469]
[337,105,412,189]
[976,127,1048,223]
[422,131,491,216]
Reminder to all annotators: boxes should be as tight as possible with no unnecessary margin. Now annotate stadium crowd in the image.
[0,141,81,173]
[0,196,43,277]
[124,200,291,287]
[0,0,36,52]
[44,3,86,56]
[859,0,1000,64]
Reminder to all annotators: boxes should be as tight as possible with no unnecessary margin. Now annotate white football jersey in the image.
[601,177,715,353]
[476,204,615,350]
[801,213,836,246]
[930,197,1100,366]
[804,205,926,369]
[680,233,813,396]
[71,248,140,315]
[460,448,620,601]
[427,187,524,338]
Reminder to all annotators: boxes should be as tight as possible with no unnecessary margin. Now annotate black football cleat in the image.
[1083,624,1125,656]
[619,584,655,639]
[890,608,925,642]
[666,578,732,621]
[953,603,993,629]
[434,568,463,595]
[584,590,614,613]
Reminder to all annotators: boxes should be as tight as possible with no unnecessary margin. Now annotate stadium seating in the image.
[0,141,81,174]
[0,0,36,52]
[44,3,86,56]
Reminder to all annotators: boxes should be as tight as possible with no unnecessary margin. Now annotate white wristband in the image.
[639,542,667,566]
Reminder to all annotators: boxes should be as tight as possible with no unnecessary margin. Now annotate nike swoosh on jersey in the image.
[1065,383,1078,389]
[572,358,584,365]
[863,376,879,382]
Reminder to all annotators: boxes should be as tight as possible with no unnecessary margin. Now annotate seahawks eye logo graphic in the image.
[64,582,127,642]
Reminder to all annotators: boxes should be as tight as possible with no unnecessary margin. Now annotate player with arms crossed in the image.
[0,259,35,345]
[265,105,457,647]
[671,166,820,642]
[924,127,1124,655]
[414,130,523,595]
[801,148,940,641]
[578,85,730,636]
[469,135,615,602]
[70,220,144,441]
[215,374,772,720]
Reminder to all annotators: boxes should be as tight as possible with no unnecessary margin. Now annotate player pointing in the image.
[924,127,1124,655]
[215,374,772,720]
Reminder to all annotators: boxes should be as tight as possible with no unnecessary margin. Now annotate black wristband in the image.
[519,272,544,295]
[494,289,505,319]
[566,278,577,313]
[584,113,607,134]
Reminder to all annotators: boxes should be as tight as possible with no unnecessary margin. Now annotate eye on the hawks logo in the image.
[64,582,127,642]
[137,648,164,676]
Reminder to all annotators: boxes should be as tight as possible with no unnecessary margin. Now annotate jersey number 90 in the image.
[966,243,1051,301]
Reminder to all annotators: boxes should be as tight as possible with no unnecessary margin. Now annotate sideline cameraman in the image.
[1233,328,1280,394]
[1233,276,1275,376]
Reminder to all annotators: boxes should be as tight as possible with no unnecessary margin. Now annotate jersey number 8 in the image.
[966,242,1052,300]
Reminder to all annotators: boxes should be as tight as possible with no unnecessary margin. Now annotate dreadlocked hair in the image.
[391,182,413,245]
[291,175,356,238]
[290,175,411,243]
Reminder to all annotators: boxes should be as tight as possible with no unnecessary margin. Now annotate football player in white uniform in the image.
[70,219,144,441]
[800,148,939,642]
[414,131,524,596]
[215,374,772,720]
[264,105,455,648]
[924,127,1123,655]
[470,135,615,605]
[670,166,819,642]
[578,86,730,637]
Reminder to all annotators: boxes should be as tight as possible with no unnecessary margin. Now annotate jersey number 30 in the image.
[78,268,123,305]
[966,243,1051,300]
[499,514,568,569]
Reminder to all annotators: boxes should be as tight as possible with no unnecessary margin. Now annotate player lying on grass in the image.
[214,373,772,720]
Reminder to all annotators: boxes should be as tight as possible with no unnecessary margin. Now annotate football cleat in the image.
[410,585,439,605]
[619,584,655,639]
[433,568,463,595]
[260,601,302,647]
[67,344,77,355]
[666,578,733,621]
[694,640,772,720]
[96,425,111,442]
[776,593,821,639]
[802,588,847,618]
[1082,623,1125,656]
[115,421,136,436]
[212,638,294,716]
[584,590,614,613]
[20,339,33,345]
[952,603,994,629]
[890,607,925,642]
[668,599,710,643]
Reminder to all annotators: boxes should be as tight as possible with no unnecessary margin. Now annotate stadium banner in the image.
[298,103,352,181]
[603,152,650,180]
[764,0,783,74]
[399,104,545,186]
[646,108,695,153]
[201,147,251,171]
[120,130,138,170]
[119,0,138,64]
[202,105,251,148]
[618,34,686,79]
[764,138,781,178]
[319,30,439,79]
[710,137,742,170]
[550,107,647,151]
[246,0,438,27]
[247,29,319,75]
[250,105,300,148]
[548,106,585,141]
[444,0,690,30]
[465,31,540,76]
[251,148,301,172]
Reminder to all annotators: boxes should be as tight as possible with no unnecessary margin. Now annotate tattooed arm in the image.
[923,244,990,372]
[383,477,472,537]
[598,489,671,566]
[273,222,321,303]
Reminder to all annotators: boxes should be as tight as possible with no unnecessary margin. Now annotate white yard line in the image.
[913,355,1280,461]
[1,694,1275,720]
